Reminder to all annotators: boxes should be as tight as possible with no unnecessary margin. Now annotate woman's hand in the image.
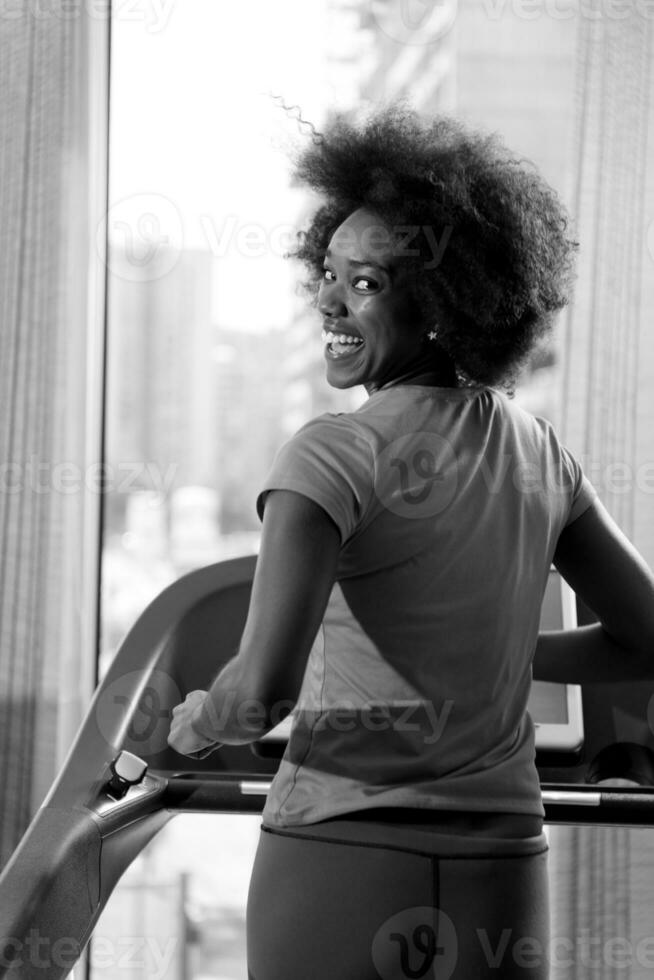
[167,689,219,757]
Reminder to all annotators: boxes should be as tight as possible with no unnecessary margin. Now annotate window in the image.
[96,3,654,977]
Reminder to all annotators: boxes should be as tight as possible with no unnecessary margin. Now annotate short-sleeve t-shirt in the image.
[256,383,597,828]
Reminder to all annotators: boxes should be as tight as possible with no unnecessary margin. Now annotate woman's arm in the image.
[532,498,654,684]
[182,489,341,746]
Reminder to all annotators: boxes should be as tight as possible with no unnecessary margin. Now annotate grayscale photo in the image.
[1,2,654,978]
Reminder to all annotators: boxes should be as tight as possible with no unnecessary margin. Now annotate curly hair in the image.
[289,104,578,391]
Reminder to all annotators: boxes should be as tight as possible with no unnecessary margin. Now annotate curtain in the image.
[0,5,109,867]
[560,2,654,563]
[548,7,654,977]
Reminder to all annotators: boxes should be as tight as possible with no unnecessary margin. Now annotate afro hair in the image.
[289,103,578,391]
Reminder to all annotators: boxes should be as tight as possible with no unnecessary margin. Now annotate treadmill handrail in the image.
[42,555,257,811]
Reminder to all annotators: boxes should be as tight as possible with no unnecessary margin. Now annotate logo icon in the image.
[94,668,182,756]
[97,192,183,282]
[372,906,458,979]
[370,0,459,46]
[374,431,458,519]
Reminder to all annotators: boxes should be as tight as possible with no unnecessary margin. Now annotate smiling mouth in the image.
[322,329,365,359]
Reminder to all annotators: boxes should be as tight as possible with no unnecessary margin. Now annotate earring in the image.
[427,329,439,341]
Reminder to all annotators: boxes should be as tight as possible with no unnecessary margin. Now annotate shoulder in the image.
[283,411,375,460]
[258,411,378,541]
[495,397,597,513]
[487,390,565,449]
[482,392,590,483]
[292,409,368,439]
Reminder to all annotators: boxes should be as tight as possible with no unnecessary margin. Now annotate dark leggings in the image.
[246,811,550,980]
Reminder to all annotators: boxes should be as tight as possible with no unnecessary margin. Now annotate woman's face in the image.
[317,207,427,392]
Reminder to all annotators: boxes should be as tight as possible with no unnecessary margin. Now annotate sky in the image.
[108,0,337,330]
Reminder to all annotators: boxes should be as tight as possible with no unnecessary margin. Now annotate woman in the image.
[168,107,654,979]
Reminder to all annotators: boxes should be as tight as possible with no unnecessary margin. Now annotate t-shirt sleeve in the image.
[560,444,598,527]
[256,414,375,543]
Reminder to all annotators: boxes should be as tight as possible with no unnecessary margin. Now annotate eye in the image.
[322,267,335,282]
[353,276,379,292]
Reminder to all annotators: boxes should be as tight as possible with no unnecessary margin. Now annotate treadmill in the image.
[1,556,654,979]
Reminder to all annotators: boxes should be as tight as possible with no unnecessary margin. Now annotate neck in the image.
[365,358,459,395]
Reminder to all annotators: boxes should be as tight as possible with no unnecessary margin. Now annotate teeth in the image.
[322,330,364,345]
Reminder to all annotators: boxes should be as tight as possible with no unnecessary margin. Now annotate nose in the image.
[317,277,347,318]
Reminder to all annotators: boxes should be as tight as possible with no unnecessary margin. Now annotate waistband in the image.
[261,808,548,859]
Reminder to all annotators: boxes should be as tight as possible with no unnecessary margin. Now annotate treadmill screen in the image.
[529,680,569,725]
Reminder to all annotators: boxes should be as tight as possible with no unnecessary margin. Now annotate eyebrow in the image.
[324,249,392,276]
